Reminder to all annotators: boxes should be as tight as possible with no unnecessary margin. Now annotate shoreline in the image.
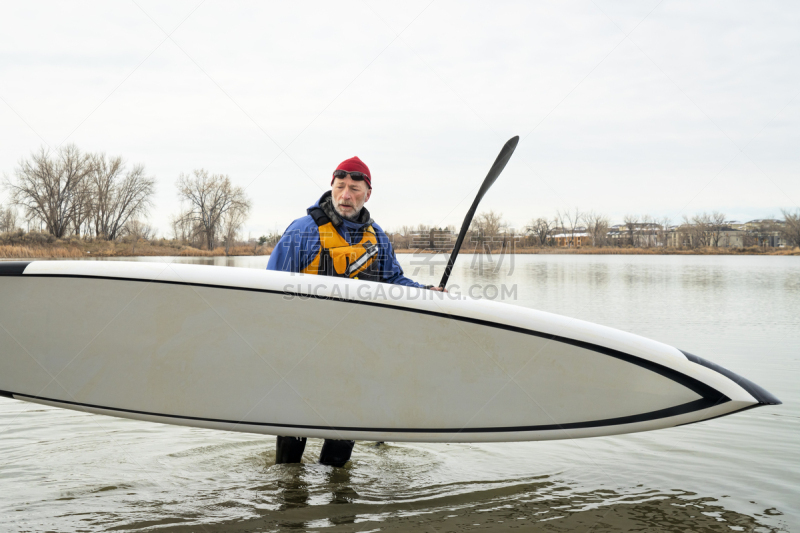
[0,243,273,259]
[1,243,797,259]
[394,246,800,256]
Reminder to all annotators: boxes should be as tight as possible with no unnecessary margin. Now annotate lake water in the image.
[1,254,797,532]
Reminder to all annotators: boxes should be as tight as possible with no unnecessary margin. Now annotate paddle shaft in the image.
[438,136,519,289]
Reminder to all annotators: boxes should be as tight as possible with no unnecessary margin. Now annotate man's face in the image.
[331,174,371,221]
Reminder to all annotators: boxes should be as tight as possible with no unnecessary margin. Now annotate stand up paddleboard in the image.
[0,260,781,442]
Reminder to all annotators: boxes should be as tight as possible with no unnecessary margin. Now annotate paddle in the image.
[438,135,520,289]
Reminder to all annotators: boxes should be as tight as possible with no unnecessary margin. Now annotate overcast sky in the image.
[1,1,798,237]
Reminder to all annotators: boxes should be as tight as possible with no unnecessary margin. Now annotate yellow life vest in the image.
[301,209,381,280]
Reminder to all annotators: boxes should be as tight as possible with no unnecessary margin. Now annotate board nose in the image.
[680,350,781,406]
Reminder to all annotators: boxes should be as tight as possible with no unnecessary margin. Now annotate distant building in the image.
[550,227,591,247]
[429,228,454,250]
[665,222,775,248]
[742,219,787,247]
[607,223,662,247]
[666,226,689,248]
[717,229,746,248]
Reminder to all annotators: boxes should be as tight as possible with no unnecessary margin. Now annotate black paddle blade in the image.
[472,136,519,209]
[439,136,520,289]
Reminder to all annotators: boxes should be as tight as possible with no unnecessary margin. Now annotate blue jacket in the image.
[267,193,426,288]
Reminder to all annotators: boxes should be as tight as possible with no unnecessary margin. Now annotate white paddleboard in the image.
[0,260,780,443]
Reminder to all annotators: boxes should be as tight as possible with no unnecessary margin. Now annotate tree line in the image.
[1,145,252,253]
[3,145,155,240]
[386,208,800,250]
[526,209,800,249]
[4,146,798,253]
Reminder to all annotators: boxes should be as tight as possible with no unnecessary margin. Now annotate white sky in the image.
[1,1,798,237]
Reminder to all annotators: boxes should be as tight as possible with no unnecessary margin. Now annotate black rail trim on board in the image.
[18,270,730,404]
[1,390,726,433]
[681,350,781,405]
[0,261,31,275]
[677,404,762,428]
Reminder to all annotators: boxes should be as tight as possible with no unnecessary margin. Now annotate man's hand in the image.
[429,286,447,292]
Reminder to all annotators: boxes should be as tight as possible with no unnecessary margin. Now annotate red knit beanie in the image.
[332,156,371,189]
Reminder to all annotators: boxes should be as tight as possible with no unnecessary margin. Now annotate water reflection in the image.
[113,437,785,532]
[276,466,312,510]
[466,252,510,281]
[157,472,782,533]
[587,262,609,287]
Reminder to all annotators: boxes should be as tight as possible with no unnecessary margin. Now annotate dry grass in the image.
[0,245,84,258]
[0,242,274,258]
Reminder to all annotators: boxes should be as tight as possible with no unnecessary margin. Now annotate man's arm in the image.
[372,225,431,289]
[267,217,320,273]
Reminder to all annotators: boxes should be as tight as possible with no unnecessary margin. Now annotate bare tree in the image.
[694,213,713,247]
[526,217,552,246]
[170,213,198,244]
[679,215,695,248]
[122,219,154,254]
[222,206,248,255]
[623,214,640,247]
[657,216,671,247]
[747,218,782,247]
[5,145,94,238]
[0,205,18,233]
[640,214,655,248]
[681,215,694,247]
[92,154,156,240]
[681,213,713,248]
[70,176,94,238]
[557,208,583,247]
[171,214,187,242]
[675,217,690,248]
[470,210,505,250]
[781,208,800,248]
[398,224,415,250]
[386,226,411,250]
[481,211,505,242]
[709,211,727,247]
[176,169,251,250]
[123,219,154,240]
[582,211,609,247]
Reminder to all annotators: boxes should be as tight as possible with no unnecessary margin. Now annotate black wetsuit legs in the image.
[275,436,354,467]
[275,436,307,464]
[319,439,355,467]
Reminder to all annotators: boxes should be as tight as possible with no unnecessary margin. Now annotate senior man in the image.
[267,155,443,467]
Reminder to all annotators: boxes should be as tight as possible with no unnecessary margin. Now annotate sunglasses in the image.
[333,169,369,181]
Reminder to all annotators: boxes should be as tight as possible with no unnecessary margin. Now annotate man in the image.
[267,155,443,467]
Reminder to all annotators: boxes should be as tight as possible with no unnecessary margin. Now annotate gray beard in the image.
[333,204,362,221]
